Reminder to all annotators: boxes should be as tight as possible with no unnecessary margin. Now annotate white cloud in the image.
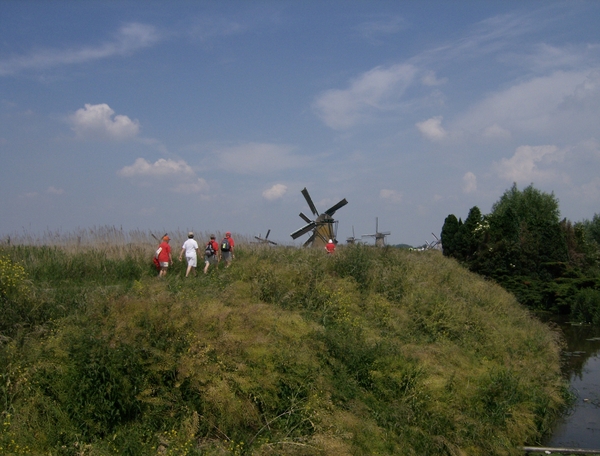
[313,63,418,130]
[416,116,447,141]
[493,145,564,183]
[421,70,447,86]
[482,123,511,140]
[262,184,287,200]
[355,16,406,44]
[462,172,477,193]
[455,70,598,138]
[380,189,403,203]
[46,186,64,195]
[118,158,194,178]
[214,143,305,174]
[118,157,208,195]
[0,23,159,76]
[172,179,209,195]
[70,103,140,140]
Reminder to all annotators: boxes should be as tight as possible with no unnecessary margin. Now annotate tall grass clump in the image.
[0,238,567,455]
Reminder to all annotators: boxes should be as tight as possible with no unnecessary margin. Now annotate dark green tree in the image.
[441,214,459,258]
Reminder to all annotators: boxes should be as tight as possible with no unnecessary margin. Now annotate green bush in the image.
[571,287,600,324]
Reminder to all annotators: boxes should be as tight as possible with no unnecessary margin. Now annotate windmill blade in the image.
[432,232,440,241]
[301,187,319,216]
[303,232,317,247]
[291,222,316,239]
[265,229,271,239]
[299,212,313,224]
[324,198,348,216]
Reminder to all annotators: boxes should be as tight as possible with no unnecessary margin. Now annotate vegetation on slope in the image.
[0,240,566,455]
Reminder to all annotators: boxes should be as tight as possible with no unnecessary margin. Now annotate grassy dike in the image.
[0,242,567,455]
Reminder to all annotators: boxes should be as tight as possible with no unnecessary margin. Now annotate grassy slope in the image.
[0,243,566,455]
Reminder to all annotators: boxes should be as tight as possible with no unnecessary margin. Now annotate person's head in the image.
[226,232,231,237]
[210,234,215,240]
[188,232,194,239]
[328,239,333,244]
[163,235,170,242]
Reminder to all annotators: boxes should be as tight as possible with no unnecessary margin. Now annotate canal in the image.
[542,316,600,449]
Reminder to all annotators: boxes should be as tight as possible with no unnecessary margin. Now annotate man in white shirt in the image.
[179,232,199,277]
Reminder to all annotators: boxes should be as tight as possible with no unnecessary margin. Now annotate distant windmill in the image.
[346,226,358,245]
[362,217,391,247]
[255,229,277,245]
[427,232,442,250]
[290,187,348,248]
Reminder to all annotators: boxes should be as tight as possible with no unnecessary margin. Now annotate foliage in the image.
[0,240,567,455]
[441,184,600,315]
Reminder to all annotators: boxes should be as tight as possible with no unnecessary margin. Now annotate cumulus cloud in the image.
[0,23,159,76]
[214,143,305,174]
[380,189,403,203]
[118,157,208,195]
[462,172,477,193]
[416,116,447,141]
[70,103,140,140]
[313,63,418,130]
[493,145,564,183]
[262,184,287,200]
[118,158,194,178]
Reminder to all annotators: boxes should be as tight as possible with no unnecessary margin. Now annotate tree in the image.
[441,214,459,258]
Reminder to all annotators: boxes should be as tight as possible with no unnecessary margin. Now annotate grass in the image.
[0,233,567,455]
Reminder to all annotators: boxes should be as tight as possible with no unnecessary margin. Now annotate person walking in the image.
[204,234,219,274]
[220,231,235,268]
[325,239,336,254]
[156,235,173,277]
[179,232,199,277]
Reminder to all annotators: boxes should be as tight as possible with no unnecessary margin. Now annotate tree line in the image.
[441,183,600,323]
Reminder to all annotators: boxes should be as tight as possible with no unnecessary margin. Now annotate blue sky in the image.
[1,1,599,246]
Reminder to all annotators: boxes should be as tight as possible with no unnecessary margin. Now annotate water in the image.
[543,317,600,449]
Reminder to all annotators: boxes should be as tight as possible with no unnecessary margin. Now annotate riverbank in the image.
[1,242,567,454]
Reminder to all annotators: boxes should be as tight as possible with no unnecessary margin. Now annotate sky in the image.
[1,0,599,247]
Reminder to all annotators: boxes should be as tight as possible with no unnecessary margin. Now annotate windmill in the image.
[255,229,277,245]
[346,226,358,245]
[427,232,442,250]
[362,217,391,247]
[290,187,348,248]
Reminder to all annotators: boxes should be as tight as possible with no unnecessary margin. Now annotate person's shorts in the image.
[186,256,197,267]
[205,255,218,265]
[221,251,232,262]
[160,262,169,268]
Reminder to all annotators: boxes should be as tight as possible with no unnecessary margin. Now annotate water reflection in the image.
[539,315,600,448]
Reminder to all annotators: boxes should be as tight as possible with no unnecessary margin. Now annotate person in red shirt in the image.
[203,234,220,274]
[325,239,336,254]
[156,235,172,277]
[220,232,235,268]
